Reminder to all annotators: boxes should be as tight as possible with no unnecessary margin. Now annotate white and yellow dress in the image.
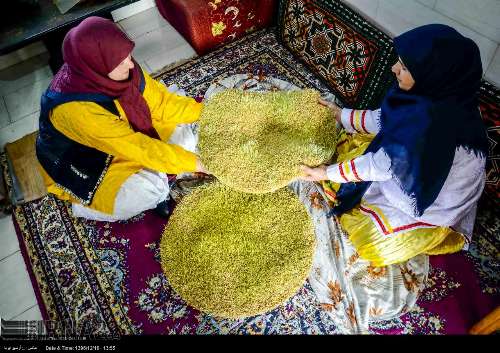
[322,108,486,266]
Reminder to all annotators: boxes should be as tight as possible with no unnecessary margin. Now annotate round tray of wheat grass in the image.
[160,182,316,319]
[198,88,339,194]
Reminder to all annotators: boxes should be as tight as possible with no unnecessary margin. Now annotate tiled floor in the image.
[0,6,197,321]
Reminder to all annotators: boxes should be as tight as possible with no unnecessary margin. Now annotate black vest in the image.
[36,72,145,205]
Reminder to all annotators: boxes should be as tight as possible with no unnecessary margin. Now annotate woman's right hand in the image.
[319,98,342,123]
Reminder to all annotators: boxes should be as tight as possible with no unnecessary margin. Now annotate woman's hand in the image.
[196,157,210,174]
[299,164,329,181]
[319,98,342,123]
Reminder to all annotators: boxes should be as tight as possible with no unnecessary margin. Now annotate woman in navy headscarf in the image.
[300,24,488,267]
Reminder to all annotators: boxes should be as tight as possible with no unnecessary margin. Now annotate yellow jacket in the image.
[39,70,202,214]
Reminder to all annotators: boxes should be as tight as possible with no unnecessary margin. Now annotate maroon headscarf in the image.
[50,16,160,139]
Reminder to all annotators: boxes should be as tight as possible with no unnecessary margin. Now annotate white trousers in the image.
[72,121,198,222]
[71,169,171,222]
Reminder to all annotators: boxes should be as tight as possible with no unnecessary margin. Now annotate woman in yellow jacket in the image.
[36,17,206,221]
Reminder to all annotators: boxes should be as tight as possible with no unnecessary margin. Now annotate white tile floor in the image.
[0,6,197,321]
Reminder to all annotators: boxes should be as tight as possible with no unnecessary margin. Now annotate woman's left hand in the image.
[196,157,210,174]
[299,164,329,181]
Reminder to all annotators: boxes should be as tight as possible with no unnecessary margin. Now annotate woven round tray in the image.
[160,182,315,319]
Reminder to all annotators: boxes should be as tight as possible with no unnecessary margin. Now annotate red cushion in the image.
[156,0,277,55]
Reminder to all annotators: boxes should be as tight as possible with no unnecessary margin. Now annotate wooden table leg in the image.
[469,306,500,335]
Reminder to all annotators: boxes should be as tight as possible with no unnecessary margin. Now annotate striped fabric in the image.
[349,109,370,133]
[338,158,363,182]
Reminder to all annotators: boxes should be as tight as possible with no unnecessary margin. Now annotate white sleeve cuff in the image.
[326,164,346,183]
[326,151,392,183]
[340,108,381,134]
[340,109,357,133]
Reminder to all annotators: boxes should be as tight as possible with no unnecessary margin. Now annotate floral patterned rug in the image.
[3,29,498,335]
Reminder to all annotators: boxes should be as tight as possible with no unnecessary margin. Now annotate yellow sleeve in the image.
[143,70,203,125]
[50,101,197,174]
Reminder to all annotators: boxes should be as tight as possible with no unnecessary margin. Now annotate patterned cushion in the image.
[277,0,397,109]
[479,80,500,202]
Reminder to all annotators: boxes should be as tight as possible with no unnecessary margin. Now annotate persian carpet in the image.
[4,28,498,335]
